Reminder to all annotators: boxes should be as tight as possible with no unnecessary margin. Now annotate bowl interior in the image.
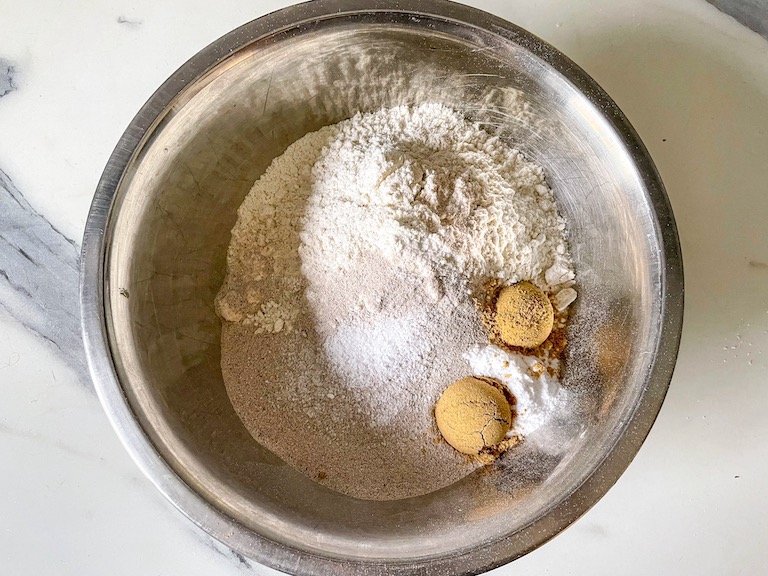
[104,13,664,563]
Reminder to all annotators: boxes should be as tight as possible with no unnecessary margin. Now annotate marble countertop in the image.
[2,1,767,574]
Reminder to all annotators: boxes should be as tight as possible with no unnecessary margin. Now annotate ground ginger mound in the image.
[493,281,554,349]
[435,377,518,463]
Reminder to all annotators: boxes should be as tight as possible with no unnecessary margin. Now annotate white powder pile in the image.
[464,344,568,436]
[217,103,576,500]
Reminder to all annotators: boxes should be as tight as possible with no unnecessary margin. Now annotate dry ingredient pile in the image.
[216,103,577,500]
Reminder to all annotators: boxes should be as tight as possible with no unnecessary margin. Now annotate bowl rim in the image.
[79,0,684,574]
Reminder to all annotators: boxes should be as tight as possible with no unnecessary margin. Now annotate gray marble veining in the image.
[0,168,86,378]
[117,15,143,28]
[0,58,17,98]
[0,166,264,573]
[707,0,768,41]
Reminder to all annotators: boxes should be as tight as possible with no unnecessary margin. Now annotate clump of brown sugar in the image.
[490,281,554,348]
[434,376,520,464]
[478,280,569,377]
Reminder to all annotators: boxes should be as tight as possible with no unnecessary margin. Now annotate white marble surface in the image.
[1,0,767,574]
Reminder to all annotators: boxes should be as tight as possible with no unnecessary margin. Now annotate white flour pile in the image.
[217,103,576,500]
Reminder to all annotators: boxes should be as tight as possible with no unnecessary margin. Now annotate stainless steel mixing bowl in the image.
[80,1,683,574]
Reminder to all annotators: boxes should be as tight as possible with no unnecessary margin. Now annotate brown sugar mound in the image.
[494,281,554,349]
[435,377,513,458]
